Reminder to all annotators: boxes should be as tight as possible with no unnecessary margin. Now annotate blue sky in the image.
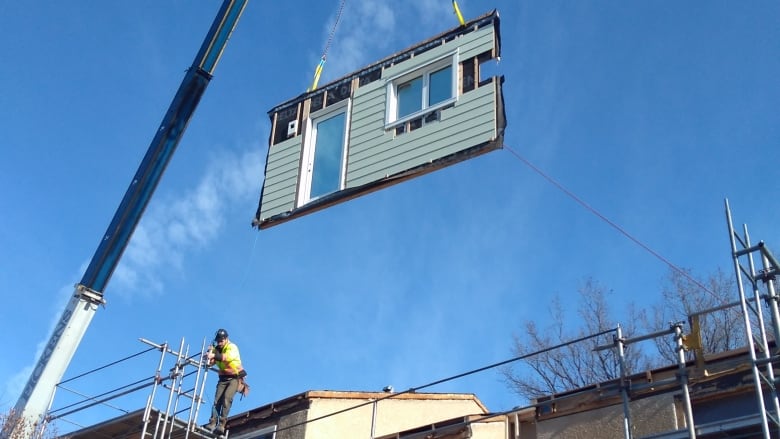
[1,0,778,433]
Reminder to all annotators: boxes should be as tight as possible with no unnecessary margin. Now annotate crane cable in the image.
[502,144,724,303]
[308,0,347,92]
[452,0,466,26]
[308,0,462,92]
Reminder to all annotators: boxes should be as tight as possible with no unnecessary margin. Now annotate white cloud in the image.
[2,283,74,412]
[318,0,470,85]
[411,0,457,28]
[112,147,264,297]
[321,0,397,82]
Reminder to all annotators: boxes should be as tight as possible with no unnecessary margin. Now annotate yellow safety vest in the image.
[215,342,242,376]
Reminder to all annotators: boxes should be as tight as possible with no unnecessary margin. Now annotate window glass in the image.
[310,111,346,199]
[428,65,452,106]
[386,53,457,128]
[397,77,422,119]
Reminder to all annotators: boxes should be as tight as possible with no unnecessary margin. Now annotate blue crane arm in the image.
[5,2,249,434]
[81,0,248,292]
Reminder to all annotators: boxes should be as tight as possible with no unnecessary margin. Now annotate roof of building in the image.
[58,389,488,438]
[58,408,211,439]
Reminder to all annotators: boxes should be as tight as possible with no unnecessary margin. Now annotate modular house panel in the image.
[254,10,505,229]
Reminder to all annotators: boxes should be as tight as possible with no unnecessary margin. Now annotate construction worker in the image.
[204,328,245,435]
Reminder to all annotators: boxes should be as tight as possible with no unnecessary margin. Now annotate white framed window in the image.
[385,50,458,129]
[298,99,351,206]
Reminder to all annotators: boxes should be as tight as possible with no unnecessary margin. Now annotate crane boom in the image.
[7,1,249,434]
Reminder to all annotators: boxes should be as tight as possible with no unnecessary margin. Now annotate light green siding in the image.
[382,24,495,79]
[458,24,496,60]
[259,136,301,220]
[347,82,498,186]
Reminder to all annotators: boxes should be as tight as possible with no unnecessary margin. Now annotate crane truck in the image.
[2,1,249,437]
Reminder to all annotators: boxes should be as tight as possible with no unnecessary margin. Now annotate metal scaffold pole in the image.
[596,323,697,438]
[724,199,780,438]
[673,322,696,439]
[142,341,169,439]
[139,337,213,439]
[615,325,633,439]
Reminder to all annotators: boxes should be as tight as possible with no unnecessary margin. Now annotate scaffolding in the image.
[137,338,215,439]
[569,199,780,439]
[725,199,780,438]
[44,337,217,439]
[548,200,780,439]
[587,323,696,439]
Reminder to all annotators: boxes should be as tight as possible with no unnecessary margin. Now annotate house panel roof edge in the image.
[267,9,500,116]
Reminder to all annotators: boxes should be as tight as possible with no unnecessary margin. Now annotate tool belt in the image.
[237,377,250,398]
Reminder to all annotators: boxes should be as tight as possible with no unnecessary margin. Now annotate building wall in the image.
[273,409,308,439]
[532,394,679,439]
[470,418,509,438]
[302,396,488,438]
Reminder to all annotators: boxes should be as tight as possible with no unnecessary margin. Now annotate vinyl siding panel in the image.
[458,25,495,59]
[346,83,497,186]
[350,109,385,135]
[350,84,386,136]
[260,185,296,217]
[264,147,300,179]
[348,132,391,165]
[348,83,390,163]
[349,122,385,145]
[381,25,494,80]
[259,136,301,220]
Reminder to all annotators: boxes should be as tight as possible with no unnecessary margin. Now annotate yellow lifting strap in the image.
[308,0,347,92]
[309,57,326,92]
[452,0,465,26]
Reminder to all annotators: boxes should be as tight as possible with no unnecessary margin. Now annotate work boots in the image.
[203,419,216,432]
[214,420,227,435]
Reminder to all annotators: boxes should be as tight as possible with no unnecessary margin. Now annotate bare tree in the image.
[502,278,651,401]
[648,267,745,364]
[0,409,56,439]
[504,268,744,403]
